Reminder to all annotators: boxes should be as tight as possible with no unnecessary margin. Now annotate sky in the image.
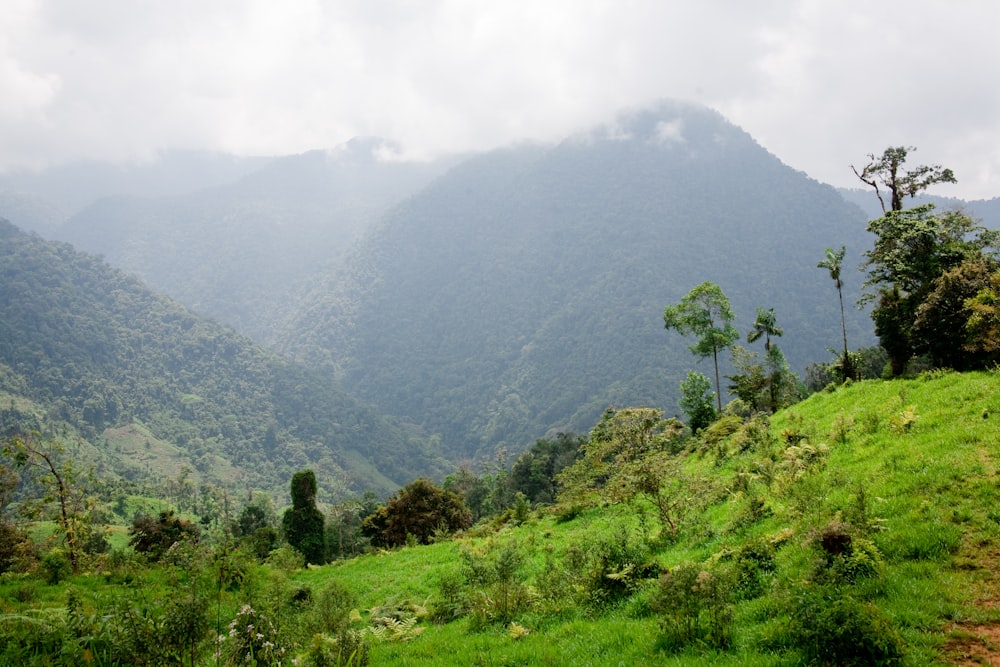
[2,1,1000,200]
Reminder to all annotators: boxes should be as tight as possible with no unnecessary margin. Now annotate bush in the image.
[652,562,733,653]
[301,631,369,667]
[583,526,657,606]
[361,478,471,548]
[814,521,883,584]
[307,580,357,636]
[217,604,287,667]
[41,547,72,584]
[730,538,776,599]
[789,591,904,666]
[129,510,200,562]
[0,520,29,573]
[462,539,535,628]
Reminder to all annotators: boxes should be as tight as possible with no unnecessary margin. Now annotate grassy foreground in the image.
[3,370,1000,665]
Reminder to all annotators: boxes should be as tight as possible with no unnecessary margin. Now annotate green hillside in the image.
[4,371,997,665]
[0,219,448,498]
[283,370,997,665]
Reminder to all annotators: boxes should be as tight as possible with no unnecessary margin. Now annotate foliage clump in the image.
[128,510,200,562]
[652,562,733,653]
[787,591,904,666]
[282,469,326,564]
[361,478,471,548]
[216,604,287,667]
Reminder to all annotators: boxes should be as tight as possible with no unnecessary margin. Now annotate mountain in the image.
[48,139,456,341]
[279,101,877,460]
[0,219,448,499]
[0,150,273,223]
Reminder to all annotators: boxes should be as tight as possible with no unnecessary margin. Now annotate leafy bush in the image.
[680,371,717,432]
[266,544,306,571]
[301,630,369,667]
[462,539,535,628]
[788,591,904,666]
[582,526,657,606]
[729,538,776,599]
[307,580,357,636]
[41,548,71,585]
[814,521,883,584]
[217,604,287,667]
[652,562,733,653]
[361,478,471,548]
[129,510,200,562]
[0,520,29,574]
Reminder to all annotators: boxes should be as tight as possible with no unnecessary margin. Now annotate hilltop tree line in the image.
[663,146,999,434]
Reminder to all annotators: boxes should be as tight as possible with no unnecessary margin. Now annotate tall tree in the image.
[817,247,855,380]
[747,307,783,352]
[863,205,998,374]
[965,270,1000,358]
[281,469,326,565]
[746,308,794,411]
[664,282,739,412]
[2,436,90,572]
[852,146,956,214]
[853,146,1000,374]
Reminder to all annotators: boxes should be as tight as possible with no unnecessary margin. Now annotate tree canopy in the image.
[664,282,739,412]
[855,147,999,374]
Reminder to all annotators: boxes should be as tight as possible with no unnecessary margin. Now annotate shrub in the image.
[730,538,776,599]
[680,371,717,432]
[361,478,471,548]
[789,591,904,666]
[814,521,883,584]
[217,604,287,667]
[652,562,733,653]
[41,547,72,584]
[267,544,306,571]
[0,520,29,574]
[462,539,535,628]
[583,526,657,606]
[307,580,357,636]
[129,510,200,562]
[302,631,369,667]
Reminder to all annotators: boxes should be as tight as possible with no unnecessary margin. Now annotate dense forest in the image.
[0,219,449,498]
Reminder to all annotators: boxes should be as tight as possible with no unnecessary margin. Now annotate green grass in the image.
[3,370,1000,665]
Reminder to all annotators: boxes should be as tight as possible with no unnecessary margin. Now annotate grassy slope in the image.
[3,371,999,665]
[305,371,1000,665]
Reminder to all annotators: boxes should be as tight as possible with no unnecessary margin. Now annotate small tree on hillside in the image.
[129,510,200,561]
[664,282,739,412]
[679,372,716,432]
[282,469,326,565]
[556,407,699,537]
[2,435,93,572]
[361,478,471,548]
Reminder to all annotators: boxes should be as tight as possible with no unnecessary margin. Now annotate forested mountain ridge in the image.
[50,139,455,341]
[0,219,449,498]
[279,101,877,460]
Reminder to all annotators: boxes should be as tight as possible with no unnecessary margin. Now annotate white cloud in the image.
[1,0,998,199]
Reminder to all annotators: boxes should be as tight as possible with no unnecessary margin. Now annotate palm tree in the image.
[747,307,783,352]
[748,307,785,411]
[818,246,855,380]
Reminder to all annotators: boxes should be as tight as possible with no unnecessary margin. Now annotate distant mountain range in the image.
[2,99,997,485]
[0,220,449,499]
